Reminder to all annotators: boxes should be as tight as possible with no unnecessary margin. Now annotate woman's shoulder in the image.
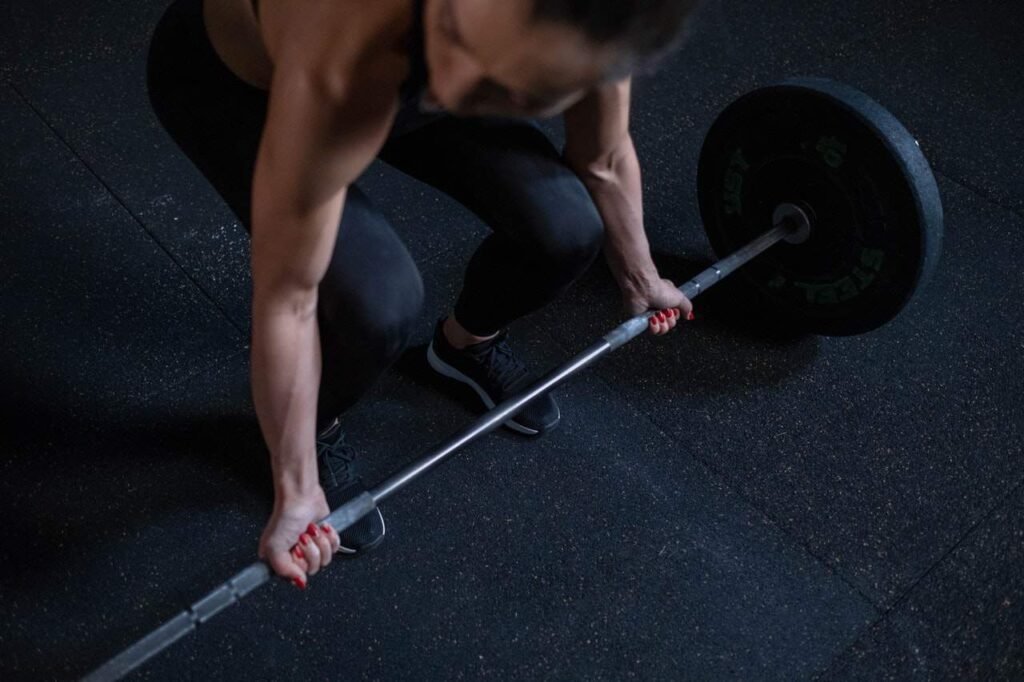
[261,0,411,82]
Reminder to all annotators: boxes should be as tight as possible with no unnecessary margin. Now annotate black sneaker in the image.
[426,318,560,436]
[315,419,385,555]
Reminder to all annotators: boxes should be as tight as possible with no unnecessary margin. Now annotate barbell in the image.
[84,77,943,680]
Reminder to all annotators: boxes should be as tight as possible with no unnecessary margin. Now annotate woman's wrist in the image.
[605,249,658,292]
[273,458,321,505]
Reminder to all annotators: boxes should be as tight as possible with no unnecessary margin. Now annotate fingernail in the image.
[292,578,306,590]
[687,311,695,321]
[307,523,319,537]
[320,524,330,534]
[293,547,305,560]
[300,534,310,546]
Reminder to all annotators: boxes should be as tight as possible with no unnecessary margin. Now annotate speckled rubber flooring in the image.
[1,1,1022,679]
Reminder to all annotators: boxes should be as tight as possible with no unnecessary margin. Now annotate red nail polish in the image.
[293,547,305,560]
[658,314,666,322]
[292,578,306,590]
[300,534,310,546]
[320,524,330,534]
[687,311,695,321]
[307,523,319,537]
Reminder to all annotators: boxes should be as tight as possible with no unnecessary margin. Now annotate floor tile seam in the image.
[634,399,881,608]
[810,472,1024,680]
[6,82,249,339]
[544,331,882,613]
[932,168,1024,223]
[821,12,1024,225]
[878,472,1024,612]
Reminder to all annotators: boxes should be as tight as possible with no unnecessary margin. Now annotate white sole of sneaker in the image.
[427,341,560,436]
[337,507,386,555]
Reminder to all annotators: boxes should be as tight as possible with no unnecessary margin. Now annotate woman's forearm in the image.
[250,295,323,503]
[574,134,659,286]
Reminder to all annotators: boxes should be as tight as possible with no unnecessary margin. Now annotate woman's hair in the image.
[530,0,702,71]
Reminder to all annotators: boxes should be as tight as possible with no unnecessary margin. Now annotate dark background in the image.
[1,0,1022,679]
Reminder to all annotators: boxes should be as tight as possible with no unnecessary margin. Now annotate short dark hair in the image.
[530,0,702,69]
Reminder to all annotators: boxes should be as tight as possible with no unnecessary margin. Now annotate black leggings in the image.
[147,0,605,432]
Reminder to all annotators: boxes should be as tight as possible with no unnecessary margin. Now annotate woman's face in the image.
[422,0,622,117]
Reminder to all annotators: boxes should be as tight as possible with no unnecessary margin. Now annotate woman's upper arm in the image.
[249,50,401,302]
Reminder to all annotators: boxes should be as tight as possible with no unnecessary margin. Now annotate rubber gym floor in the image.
[2,0,1022,679]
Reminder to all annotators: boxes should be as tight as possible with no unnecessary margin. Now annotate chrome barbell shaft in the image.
[84,220,795,682]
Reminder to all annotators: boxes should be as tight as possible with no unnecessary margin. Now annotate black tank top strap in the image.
[399,0,429,107]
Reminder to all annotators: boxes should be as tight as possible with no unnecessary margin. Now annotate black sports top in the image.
[399,0,430,109]
[392,0,444,136]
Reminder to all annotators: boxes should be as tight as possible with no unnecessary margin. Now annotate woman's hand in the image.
[620,271,695,336]
[258,486,342,589]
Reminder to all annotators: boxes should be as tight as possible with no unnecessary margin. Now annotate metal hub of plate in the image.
[774,203,813,245]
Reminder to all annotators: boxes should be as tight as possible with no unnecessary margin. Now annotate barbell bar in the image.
[83,76,943,679]
[83,215,803,681]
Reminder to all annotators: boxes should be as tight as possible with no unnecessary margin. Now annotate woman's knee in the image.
[373,270,426,357]
[319,185,426,361]
[315,269,423,421]
[533,196,605,272]
[319,264,425,363]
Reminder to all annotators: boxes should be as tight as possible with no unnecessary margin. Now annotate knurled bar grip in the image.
[82,221,793,682]
[83,494,378,682]
[82,563,270,681]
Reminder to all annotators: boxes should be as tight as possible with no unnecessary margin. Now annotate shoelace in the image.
[316,428,357,490]
[471,333,528,388]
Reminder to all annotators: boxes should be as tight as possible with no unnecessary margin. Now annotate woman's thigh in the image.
[379,117,604,259]
[147,0,423,365]
[148,0,424,430]
[147,0,267,227]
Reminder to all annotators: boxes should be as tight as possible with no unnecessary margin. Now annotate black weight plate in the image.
[697,77,943,336]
